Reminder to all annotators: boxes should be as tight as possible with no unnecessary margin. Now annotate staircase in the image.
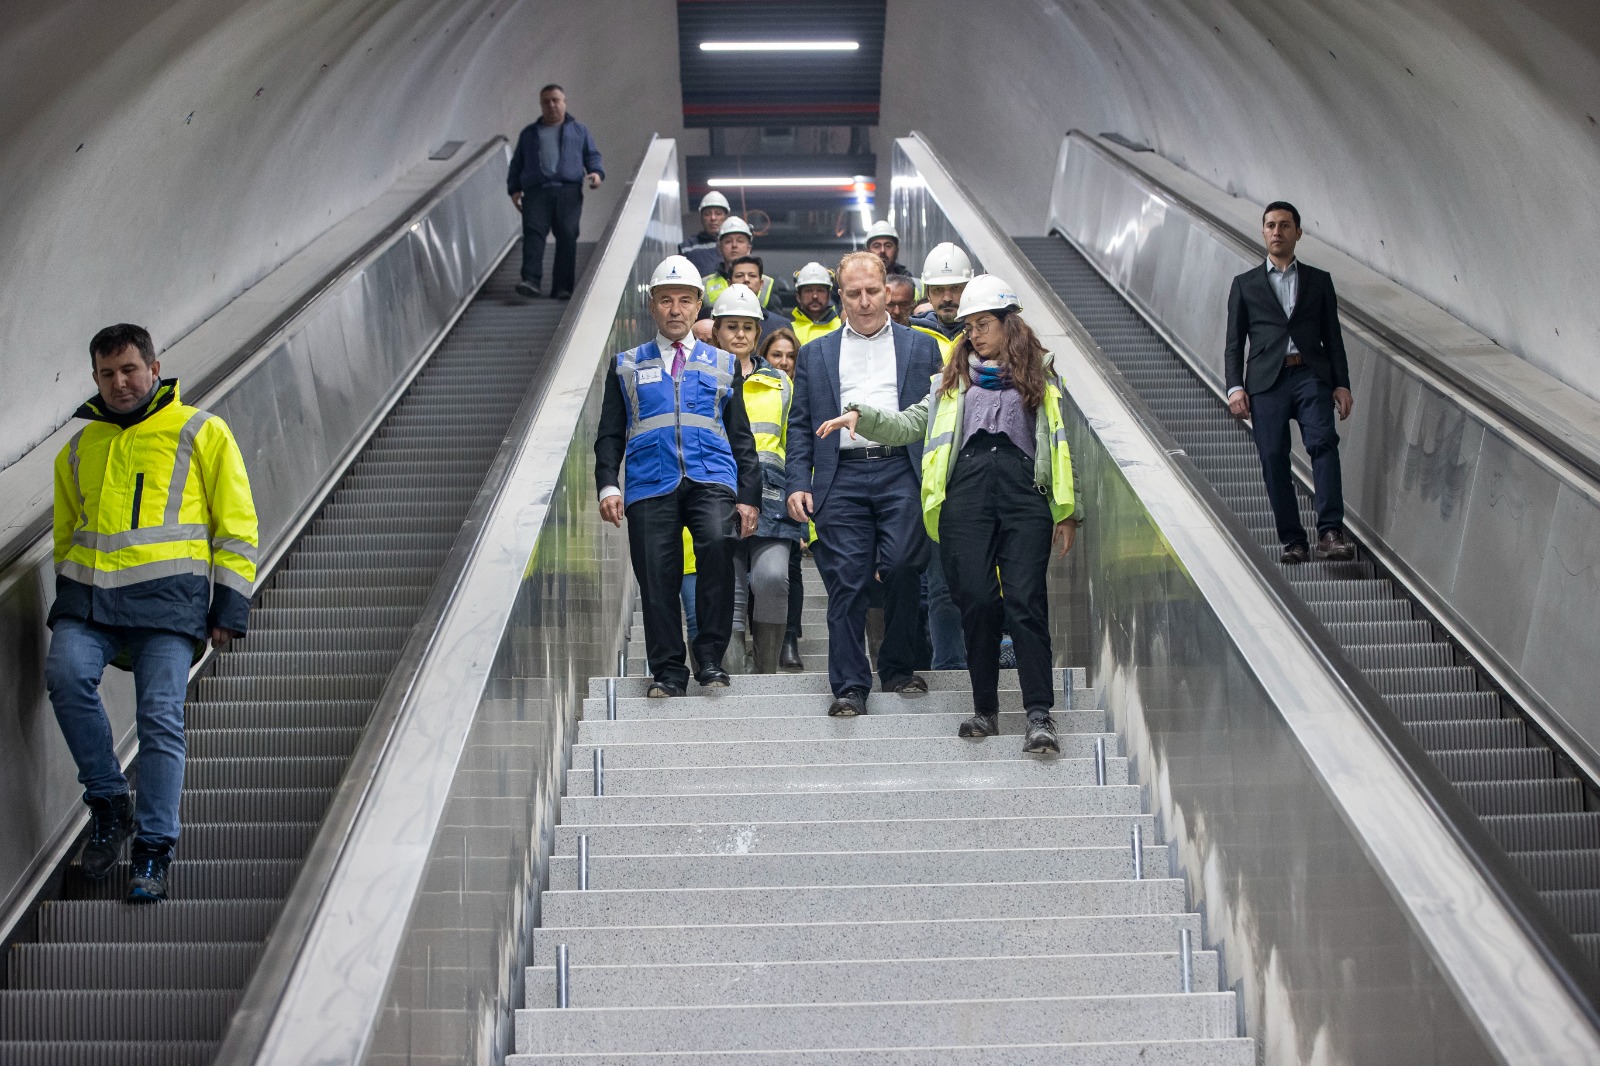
[509,556,1255,1062]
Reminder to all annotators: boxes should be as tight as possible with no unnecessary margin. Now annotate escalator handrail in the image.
[213,136,674,1066]
[899,129,1600,1036]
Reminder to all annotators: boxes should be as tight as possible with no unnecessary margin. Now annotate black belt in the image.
[837,445,908,462]
[1283,354,1306,368]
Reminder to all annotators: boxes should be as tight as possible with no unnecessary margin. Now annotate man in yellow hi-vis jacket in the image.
[46,323,258,903]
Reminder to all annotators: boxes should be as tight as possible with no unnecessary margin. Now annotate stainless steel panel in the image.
[895,132,1600,1065]
[234,138,682,1066]
[0,140,518,935]
[1047,130,1600,784]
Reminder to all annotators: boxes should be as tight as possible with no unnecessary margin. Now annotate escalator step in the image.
[185,701,372,731]
[0,1041,216,1066]
[179,788,336,823]
[1404,718,1528,750]
[186,727,363,760]
[174,822,321,861]
[1327,621,1433,645]
[1483,813,1600,853]
[1311,601,1413,624]
[234,628,411,655]
[1344,643,1455,670]
[1365,667,1479,695]
[37,900,283,943]
[257,586,431,610]
[1384,691,1501,723]
[0,990,236,1042]
[6,943,261,991]
[1431,747,1553,782]
[1513,851,1600,892]
[182,756,349,790]
[212,650,398,677]
[1454,779,1584,817]
[61,861,300,902]
[1540,890,1600,936]
[195,674,385,702]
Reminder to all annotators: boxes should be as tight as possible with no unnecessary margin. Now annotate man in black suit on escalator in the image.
[1225,200,1356,565]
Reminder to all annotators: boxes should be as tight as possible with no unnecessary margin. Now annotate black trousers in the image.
[520,185,583,294]
[1249,364,1344,545]
[811,457,930,696]
[939,433,1055,719]
[626,480,737,688]
[786,540,804,640]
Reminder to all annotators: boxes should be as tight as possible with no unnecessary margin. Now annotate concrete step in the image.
[529,912,1202,965]
[539,877,1184,927]
[509,1040,1257,1065]
[565,757,1127,797]
[581,692,1102,722]
[570,734,1120,770]
[553,813,1156,855]
[546,846,1168,891]
[523,950,1217,1008]
[587,669,1088,699]
[560,785,1144,826]
[515,993,1239,1054]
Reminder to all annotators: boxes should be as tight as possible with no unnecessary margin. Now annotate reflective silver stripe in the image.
[926,431,955,451]
[213,565,254,597]
[1052,426,1070,444]
[633,413,680,434]
[749,421,784,436]
[680,413,728,438]
[618,344,657,438]
[57,556,210,587]
[164,410,216,525]
[758,451,786,467]
[212,537,260,563]
[72,524,210,552]
[67,429,88,511]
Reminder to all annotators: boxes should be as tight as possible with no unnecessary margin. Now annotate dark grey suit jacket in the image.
[785,323,943,512]
[1224,261,1350,395]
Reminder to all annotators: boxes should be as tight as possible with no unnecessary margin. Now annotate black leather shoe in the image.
[958,711,1000,738]
[779,636,804,672]
[1023,716,1060,755]
[828,689,868,717]
[646,680,685,699]
[1317,529,1356,561]
[80,793,134,880]
[887,674,928,695]
[126,844,171,904]
[553,290,573,301]
[514,281,539,298]
[695,663,731,688]
[1279,542,1310,564]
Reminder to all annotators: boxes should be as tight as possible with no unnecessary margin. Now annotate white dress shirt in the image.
[599,333,691,501]
[836,316,899,450]
[1229,258,1299,398]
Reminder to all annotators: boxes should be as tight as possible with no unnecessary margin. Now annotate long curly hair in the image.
[940,310,1049,410]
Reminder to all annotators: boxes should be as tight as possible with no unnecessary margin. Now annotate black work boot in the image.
[779,635,804,672]
[126,842,172,904]
[958,711,1001,739]
[1023,715,1060,755]
[80,793,134,880]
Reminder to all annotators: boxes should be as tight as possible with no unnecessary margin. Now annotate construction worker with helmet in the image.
[595,255,762,697]
[789,261,842,345]
[911,242,974,365]
[680,191,732,275]
[816,274,1081,755]
[711,287,805,673]
[864,219,923,302]
[702,216,788,313]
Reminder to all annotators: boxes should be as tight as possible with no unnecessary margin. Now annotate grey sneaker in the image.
[1023,716,1060,755]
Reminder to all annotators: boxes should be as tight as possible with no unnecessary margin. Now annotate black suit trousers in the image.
[626,480,737,687]
[520,185,583,294]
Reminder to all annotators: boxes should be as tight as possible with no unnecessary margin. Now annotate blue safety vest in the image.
[615,340,739,506]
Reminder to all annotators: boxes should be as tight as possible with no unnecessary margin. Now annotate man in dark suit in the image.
[786,252,944,716]
[1225,201,1356,564]
[595,255,761,697]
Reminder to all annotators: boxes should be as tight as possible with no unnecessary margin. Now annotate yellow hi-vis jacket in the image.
[705,272,777,310]
[790,306,843,347]
[742,365,806,541]
[846,357,1077,541]
[50,380,258,649]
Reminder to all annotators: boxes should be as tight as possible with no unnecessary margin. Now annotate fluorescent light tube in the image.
[707,176,858,187]
[699,41,859,52]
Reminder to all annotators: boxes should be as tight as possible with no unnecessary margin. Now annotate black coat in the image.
[1224,261,1350,395]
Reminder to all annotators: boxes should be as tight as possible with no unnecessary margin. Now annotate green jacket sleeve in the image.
[848,398,930,446]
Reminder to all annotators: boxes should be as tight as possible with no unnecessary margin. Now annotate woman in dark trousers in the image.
[817,275,1080,753]
[757,329,809,671]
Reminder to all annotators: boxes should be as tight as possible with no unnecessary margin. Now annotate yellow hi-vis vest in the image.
[705,272,777,310]
[912,324,964,365]
[52,380,258,644]
[920,373,1076,541]
[744,366,806,539]
[790,306,843,346]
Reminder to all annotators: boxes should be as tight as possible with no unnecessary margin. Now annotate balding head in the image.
[837,251,889,335]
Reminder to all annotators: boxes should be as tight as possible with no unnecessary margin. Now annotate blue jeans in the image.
[681,574,698,642]
[46,619,193,851]
[923,550,967,670]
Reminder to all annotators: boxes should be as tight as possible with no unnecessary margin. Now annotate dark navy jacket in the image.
[507,115,605,193]
[785,323,942,512]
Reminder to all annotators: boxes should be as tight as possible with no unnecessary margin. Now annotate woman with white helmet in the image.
[713,285,805,671]
[816,275,1081,753]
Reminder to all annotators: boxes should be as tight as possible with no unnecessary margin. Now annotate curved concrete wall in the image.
[0,0,688,470]
[879,0,1600,404]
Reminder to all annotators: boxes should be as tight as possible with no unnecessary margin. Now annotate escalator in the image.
[1016,234,1600,965]
[0,244,586,1065]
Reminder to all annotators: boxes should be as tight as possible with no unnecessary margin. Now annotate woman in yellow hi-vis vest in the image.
[817,275,1080,755]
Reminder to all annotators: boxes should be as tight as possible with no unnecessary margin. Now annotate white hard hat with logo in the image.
[648,255,705,293]
[793,262,833,290]
[865,219,900,244]
[711,283,765,320]
[955,274,1022,321]
[699,191,731,213]
[921,242,974,286]
[719,215,753,239]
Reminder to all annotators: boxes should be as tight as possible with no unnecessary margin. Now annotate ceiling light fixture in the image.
[706,176,858,188]
[699,40,860,52]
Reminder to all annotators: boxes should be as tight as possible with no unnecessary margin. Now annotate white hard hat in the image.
[921,242,974,286]
[699,191,731,213]
[865,219,899,244]
[711,283,764,320]
[955,274,1022,321]
[793,261,833,289]
[719,215,753,239]
[648,255,705,293]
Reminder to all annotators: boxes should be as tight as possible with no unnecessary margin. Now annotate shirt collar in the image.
[657,334,691,353]
[842,316,893,341]
[1266,257,1298,277]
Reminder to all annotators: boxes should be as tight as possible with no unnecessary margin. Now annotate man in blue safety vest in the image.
[595,255,761,696]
